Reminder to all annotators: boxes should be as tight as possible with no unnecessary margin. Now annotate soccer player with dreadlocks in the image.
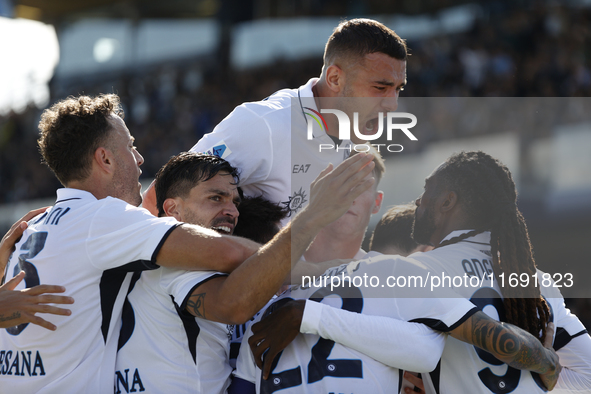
[242,150,591,394]
[410,151,590,393]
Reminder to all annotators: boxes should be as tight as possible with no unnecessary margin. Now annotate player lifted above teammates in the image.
[0,94,375,393]
[142,19,408,221]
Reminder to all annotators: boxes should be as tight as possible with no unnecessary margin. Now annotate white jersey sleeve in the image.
[542,282,591,393]
[87,197,180,270]
[296,256,478,374]
[554,334,591,393]
[158,266,226,310]
[300,300,446,372]
[190,105,273,193]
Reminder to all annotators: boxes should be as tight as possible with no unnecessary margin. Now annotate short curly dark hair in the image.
[369,204,417,255]
[38,94,123,186]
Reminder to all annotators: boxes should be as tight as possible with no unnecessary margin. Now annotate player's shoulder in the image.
[91,197,179,230]
[229,86,297,119]
[353,252,431,276]
[100,196,158,216]
[408,247,449,266]
[535,268,565,299]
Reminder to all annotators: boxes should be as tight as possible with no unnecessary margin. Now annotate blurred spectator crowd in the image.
[1,3,590,204]
[1,2,591,330]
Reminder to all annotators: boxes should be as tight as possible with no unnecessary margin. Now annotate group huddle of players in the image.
[1,18,590,394]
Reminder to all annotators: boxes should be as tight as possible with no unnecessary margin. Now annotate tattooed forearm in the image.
[186,293,206,318]
[470,316,519,360]
[451,311,558,374]
[0,311,20,322]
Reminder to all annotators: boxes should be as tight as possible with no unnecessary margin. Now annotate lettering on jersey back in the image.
[43,207,70,226]
[0,350,45,376]
[115,368,145,393]
[7,232,47,336]
[461,258,493,280]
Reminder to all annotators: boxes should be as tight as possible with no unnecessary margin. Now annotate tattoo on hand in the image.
[187,293,206,318]
[0,311,20,322]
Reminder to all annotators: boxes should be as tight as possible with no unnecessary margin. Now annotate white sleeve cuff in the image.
[300,299,324,335]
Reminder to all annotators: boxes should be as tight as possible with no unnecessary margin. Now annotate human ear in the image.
[325,65,344,93]
[94,147,113,174]
[372,191,384,214]
[440,191,458,213]
[163,198,182,221]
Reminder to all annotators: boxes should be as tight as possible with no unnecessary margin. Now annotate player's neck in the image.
[313,82,344,140]
[66,175,111,201]
[433,217,477,246]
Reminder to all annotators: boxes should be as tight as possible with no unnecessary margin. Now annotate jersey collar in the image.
[298,77,318,100]
[297,78,326,139]
[297,77,349,148]
[56,188,97,204]
[440,230,491,246]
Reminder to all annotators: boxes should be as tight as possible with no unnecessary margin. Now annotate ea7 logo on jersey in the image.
[292,164,311,173]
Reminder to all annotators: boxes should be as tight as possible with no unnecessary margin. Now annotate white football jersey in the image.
[235,254,477,393]
[0,188,179,393]
[115,267,234,393]
[229,306,267,370]
[415,230,589,394]
[190,78,351,223]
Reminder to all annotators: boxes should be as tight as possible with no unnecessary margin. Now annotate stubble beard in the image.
[412,207,436,246]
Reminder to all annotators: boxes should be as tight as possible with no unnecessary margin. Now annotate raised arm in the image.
[450,311,561,390]
[248,299,446,380]
[155,223,261,273]
[287,258,353,285]
[183,153,376,324]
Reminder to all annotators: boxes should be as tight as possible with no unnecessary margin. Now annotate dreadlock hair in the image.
[434,151,550,343]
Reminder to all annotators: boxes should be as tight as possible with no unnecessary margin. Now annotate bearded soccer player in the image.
[0,94,374,393]
[116,153,284,393]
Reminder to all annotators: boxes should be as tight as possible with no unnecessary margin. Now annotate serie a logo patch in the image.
[204,140,232,160]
